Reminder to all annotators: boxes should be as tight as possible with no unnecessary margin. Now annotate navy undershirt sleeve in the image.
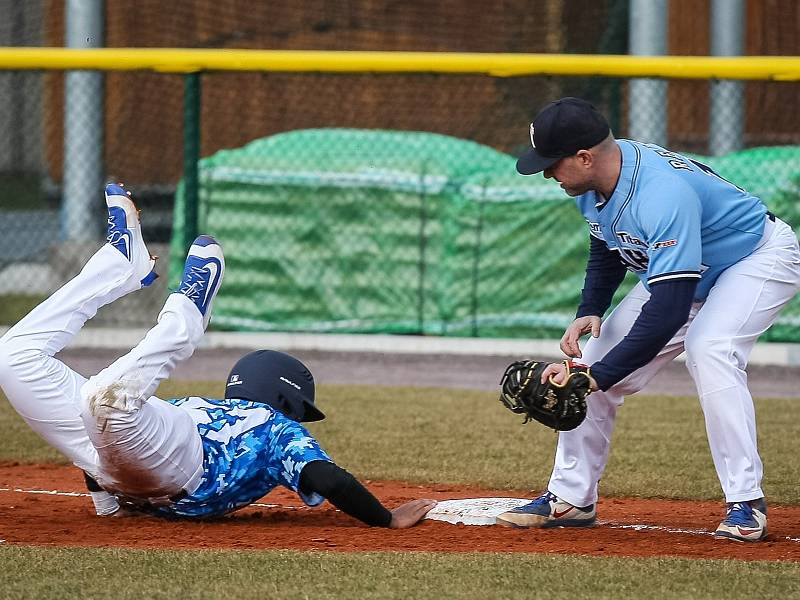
[299,460,392,527]
[590,278,698,391]
[576,235,629,318]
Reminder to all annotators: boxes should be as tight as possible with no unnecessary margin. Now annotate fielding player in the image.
[0,183,435,526]
[498,98,800,542]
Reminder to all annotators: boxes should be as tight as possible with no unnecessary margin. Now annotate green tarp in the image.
[171,129,800,341]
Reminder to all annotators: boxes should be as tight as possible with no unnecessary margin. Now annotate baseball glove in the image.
[499,360,591,431]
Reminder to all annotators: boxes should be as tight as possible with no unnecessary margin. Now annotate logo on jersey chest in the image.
[602,231,645,272]
[617,231,647,248]
[612,231,650,272]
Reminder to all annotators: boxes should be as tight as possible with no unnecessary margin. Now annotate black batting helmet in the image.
[225,350,325,422]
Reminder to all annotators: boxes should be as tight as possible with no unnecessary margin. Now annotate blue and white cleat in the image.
[496,490,596,528]
[105,182,158,287]
[714,498,768,542]
[177,235,225,328]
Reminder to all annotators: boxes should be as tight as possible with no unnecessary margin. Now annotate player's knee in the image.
[684,335,707,363]
[685,334,738,366]
[0,341,36,374]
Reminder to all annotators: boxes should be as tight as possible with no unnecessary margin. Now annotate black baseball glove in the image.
[499,360,591,431]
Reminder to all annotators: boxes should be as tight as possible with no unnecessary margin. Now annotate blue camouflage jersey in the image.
[143,396,331,518]
[576,139,768,300]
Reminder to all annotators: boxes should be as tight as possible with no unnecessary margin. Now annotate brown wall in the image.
[668,0,800,150]
[42,0,800,185]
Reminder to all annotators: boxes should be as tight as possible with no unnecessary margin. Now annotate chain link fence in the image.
[1,0,799,341]
[164,127,800,341]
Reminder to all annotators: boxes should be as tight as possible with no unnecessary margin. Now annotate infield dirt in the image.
[2,463,799,561]
[5,347,798,560]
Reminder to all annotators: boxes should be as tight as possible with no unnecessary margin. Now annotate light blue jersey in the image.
[576,140,768,299]
[140,397,331,518]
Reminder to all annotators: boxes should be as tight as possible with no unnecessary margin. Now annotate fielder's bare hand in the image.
[541,361,599,392]
[560,316,602,359]
[389,499,438,528]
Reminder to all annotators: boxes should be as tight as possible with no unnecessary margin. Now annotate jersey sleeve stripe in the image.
[648,271,701,284]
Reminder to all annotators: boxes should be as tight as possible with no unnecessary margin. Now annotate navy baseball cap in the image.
[226,350,325,422]
[516,97,611,175]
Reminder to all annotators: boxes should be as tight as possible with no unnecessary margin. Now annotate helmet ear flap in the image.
[274,392,304,422]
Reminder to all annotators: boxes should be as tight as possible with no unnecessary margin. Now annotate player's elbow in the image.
[666,303,692,331]
[648,279,696,332]
[300,460,351,499]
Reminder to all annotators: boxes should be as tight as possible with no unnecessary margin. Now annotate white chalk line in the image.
[2,487,799,543]
[0,486,304,510]
[600,520,800,543]
[601,521,716,536]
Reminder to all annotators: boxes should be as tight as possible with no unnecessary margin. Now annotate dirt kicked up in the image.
[1,463,798,561]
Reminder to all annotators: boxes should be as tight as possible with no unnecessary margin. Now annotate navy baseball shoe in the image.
[177,235,225,328]
[105,182,158,288]
[714,498,767,542]
[496,490,596,528]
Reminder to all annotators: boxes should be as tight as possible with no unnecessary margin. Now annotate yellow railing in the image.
[0,48,798,80]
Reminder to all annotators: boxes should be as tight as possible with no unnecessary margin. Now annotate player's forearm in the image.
[590,279,696,390]
[576,235,628,318]
[300,460,392,527]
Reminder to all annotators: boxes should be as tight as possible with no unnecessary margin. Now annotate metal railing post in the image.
[182,72,201,251]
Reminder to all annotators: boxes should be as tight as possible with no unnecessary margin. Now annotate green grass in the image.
[0,294,47,326]
[2,381,798,598]
[0,547,798,600]
[2,382,799,504]
[308,385,800,503]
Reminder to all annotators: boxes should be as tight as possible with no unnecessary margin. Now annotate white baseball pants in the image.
[549,216,800,506]
[0,243,205,501]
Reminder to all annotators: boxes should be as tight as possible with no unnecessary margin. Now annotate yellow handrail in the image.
[0,48,798,80]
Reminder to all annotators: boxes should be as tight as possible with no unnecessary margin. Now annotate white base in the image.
[424,497,532,526]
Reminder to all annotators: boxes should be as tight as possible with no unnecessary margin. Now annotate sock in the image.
[90,490,120,516]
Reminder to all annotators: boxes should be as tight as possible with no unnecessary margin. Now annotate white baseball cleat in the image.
[714,498,768,542]
[176,235,225,328]
[496,490,596,528]
[105,182,158,287]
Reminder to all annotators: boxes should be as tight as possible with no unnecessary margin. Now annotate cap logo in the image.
[529,123,536,148]
[280,376,301,390]
[227,374,243,387]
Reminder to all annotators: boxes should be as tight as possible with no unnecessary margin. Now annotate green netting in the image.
[171,129,800,341]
